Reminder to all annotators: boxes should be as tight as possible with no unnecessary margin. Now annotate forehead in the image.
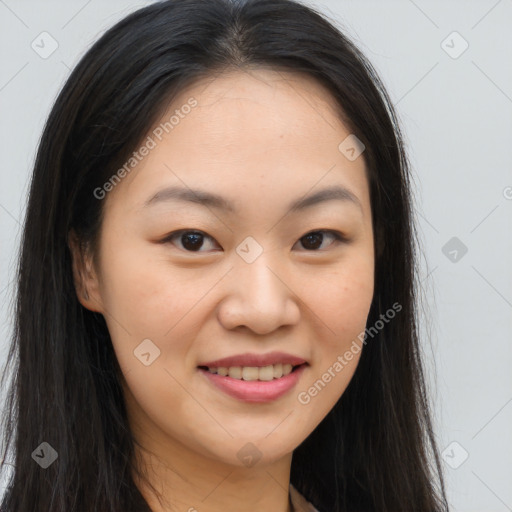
[174,67,347,142]
[189,67,339,107]
[105,67,370,218]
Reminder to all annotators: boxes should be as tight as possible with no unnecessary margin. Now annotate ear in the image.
[68,230,104,313]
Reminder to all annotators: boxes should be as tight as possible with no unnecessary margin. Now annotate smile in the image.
[197,363,308,403]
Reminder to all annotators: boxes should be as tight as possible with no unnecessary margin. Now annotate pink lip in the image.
[197,351,307,368]
[198,364,307,403]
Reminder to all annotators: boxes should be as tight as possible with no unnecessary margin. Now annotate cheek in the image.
[293,256,373,415]
[96,236,210,379]
[98,234,197,330]
[303,256,374,343]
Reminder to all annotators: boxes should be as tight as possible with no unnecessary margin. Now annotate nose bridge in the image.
[218,241,300,334]
[235,245,288,307]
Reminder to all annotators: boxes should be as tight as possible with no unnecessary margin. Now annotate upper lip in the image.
[198,351,308,368]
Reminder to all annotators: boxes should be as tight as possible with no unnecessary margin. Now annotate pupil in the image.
[182,232,203,251]
[303,232,322,250]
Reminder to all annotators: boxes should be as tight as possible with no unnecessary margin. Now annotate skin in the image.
[70,67,375,512]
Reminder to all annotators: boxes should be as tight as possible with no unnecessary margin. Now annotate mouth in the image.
[197,363,308,403]
[197,362,307,381]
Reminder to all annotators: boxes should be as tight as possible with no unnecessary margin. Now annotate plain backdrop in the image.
[0,1,511,511]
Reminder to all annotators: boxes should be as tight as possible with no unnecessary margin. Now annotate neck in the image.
[127,398,294,512]
[132,442,294,512]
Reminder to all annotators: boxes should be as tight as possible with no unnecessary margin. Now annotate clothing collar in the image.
[289,483,319,512]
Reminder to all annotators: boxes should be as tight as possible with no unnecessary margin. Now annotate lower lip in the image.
[198,364,307,403]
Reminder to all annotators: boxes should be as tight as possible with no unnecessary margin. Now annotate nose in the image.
[217,254,301,335]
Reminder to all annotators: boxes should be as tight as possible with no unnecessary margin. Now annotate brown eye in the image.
[295,230,345,251]
[161,228,347,253]
[163,230,219,252]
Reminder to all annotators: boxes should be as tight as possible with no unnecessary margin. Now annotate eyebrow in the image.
[143,184,362,215]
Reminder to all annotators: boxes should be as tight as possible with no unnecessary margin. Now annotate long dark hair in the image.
[0,0,450,510]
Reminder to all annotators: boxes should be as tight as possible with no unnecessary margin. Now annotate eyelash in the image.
[160,229,349,253]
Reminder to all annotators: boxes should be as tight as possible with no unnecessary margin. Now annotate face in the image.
[72,68,374,469]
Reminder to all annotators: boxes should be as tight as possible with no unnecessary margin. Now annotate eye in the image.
[161,229,347,253]
[162,230,220,252]
[293,230,346,251]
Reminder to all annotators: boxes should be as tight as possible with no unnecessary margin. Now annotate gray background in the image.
[1,1,511,510]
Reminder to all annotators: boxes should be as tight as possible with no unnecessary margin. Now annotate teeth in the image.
[206,363,295,380]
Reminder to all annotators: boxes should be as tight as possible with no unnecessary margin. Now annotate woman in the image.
[0,0,450,510]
